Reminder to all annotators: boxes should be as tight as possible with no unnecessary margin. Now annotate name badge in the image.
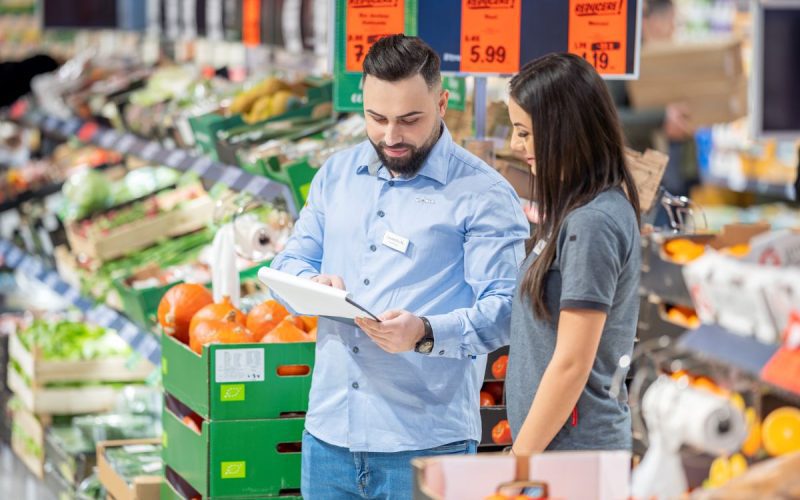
[382,231,410,254]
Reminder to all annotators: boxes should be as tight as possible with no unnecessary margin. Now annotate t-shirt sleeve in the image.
[557,208,628,313]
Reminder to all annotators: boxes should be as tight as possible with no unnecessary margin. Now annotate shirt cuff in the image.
[560,298,611,313]
[426,313,464,358]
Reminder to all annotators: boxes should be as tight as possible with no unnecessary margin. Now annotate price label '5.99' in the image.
[345,0,405,73]
[460,0,521,74]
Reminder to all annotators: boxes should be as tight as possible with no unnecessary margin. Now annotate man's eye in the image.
[401,119,419,125]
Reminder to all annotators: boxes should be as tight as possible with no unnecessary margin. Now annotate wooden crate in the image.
[65,195,213,263]
[97,438,162,500]
[8,367,121,415]
[9,330,154,385]
[10,404,48,479]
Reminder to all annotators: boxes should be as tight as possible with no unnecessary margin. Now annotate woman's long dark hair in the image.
[509,53,641,320]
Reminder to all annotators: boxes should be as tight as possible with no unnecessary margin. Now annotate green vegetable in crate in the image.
[61,169,112,220]
[157,283,214,344]
[18,319,130,361]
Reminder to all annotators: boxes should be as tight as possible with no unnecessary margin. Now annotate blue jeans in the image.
[301,431,477,499]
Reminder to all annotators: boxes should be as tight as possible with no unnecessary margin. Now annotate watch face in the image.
[417,339,434,354]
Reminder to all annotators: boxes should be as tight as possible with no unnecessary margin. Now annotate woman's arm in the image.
[511,308,606,455]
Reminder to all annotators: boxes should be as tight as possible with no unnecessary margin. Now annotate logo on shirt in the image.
[415,197,436,205]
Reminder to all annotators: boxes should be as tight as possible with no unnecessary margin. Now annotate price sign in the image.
[345,0,405,72]
[242,0,261,46]
[568,0,628,75]
[460,0,521,74]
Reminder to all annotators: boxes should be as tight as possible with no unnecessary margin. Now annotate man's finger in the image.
[331,275,346,290]
[378,310,404,321]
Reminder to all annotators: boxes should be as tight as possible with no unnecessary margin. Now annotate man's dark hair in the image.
[362,34,441,88]
[644,0,673,17]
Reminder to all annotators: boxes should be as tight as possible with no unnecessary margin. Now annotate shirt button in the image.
[369,244,377,252]
[352,346,359,354]
[363,279,370,286]
[439,350,445,356]
[388,181,395,187]
[352,382,359,389]
[377,210,385,217]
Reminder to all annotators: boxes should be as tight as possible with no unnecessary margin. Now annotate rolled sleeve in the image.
[558,208,626,313]
[429,181,529,358]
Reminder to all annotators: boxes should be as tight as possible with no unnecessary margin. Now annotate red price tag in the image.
[345,0,405,73]
[242,0,261,47]
[568,0,628,75]
[77,122,99,143]
[460,0,521,74]
[9,99,28,120]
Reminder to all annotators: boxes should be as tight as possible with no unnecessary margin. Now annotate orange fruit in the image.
[298,316,318,332]
[246,300,289,338]
[723,244,750,258]
[741,407,762,457]
[664,238,705,263]
[729,453,747,478]
[762,407,800,456]
[708,456,731,487]
[262,317,311,343]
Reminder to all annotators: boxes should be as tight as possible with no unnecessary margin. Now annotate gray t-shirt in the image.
[506,188,640,451]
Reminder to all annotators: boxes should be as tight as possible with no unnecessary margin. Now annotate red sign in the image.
[77,122,99,143]
[9,99,28,120]
[460,0,521,74]
[345,0,405,72]
[568,0,628,75]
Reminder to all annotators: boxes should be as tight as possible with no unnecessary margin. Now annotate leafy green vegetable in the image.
[17,319,130,361]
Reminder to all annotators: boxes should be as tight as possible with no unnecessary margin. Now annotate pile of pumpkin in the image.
[157,283,317,354]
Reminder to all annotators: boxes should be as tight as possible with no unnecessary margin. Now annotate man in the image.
[271,35,528,499]
[607,0,697,198]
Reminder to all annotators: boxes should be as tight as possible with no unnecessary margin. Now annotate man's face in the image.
[362,73,448,177]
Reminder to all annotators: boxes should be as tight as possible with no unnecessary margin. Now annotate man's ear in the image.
[438,89,449,117]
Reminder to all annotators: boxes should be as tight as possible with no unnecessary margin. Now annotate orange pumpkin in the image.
[190,296,245,335]
[261,317,311,343]
[189,311,256,354]
[298,316,318,332]
[157,284,214,344]
[246,300,289,337]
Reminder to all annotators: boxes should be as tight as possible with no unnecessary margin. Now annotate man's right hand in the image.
[310,274,346,290]
[664,103,694,141]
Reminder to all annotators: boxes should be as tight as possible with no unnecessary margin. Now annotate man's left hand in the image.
[355,310,425,354]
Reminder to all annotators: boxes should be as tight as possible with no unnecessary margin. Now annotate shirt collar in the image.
[356,122,452,185]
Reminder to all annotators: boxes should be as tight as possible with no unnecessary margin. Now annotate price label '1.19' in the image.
[345,0,405,72]
[568,0,628,75]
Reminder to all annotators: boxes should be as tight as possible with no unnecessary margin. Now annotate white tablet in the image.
[257,267,379,323]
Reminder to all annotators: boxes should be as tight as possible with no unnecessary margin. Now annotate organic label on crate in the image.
[460,0,521,74]
[221,461,246,479]
[568,0,628,75]
[220,383,246,402]
[215,348,264,383]
[345,0,405,72]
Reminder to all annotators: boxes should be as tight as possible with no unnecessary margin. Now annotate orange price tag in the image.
[345,0,405,73]
[460,0,521,74]
[243,0,261,47]
[568,0,628,75]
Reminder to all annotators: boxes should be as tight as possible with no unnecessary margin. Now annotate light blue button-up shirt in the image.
[271,125,529,452]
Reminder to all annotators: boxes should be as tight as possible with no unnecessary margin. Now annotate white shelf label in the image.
[215,348,264,383]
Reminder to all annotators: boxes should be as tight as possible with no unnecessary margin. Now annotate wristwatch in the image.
[414,316,435,354]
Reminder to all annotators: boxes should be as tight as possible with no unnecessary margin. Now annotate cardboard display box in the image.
[161,334,314,421]
[162,402,303,499]
[97,438,162,500]
[627,37,747,127]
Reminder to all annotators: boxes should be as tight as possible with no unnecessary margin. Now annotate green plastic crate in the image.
[161,335,314,421]
[162,406,303,498]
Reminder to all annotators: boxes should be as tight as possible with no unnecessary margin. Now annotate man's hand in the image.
[355,310,425,354]
[310,274,346,290]
[664,103,694,141]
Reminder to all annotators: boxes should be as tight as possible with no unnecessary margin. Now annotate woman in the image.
[505,53,641,454]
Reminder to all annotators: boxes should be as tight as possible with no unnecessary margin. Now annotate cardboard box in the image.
[97,438,162,500]
[627,37,747,127]
[413,451,631,500]
[162,404,303,498]
[161,334,314,421]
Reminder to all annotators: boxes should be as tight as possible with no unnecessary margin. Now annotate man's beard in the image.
[370,124,441,178]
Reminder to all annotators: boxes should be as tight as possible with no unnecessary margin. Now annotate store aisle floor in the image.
[0,444,56,500]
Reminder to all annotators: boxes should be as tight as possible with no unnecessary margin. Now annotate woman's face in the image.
[508,98,536,175]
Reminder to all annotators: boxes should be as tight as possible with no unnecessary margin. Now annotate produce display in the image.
[15,317,130,362]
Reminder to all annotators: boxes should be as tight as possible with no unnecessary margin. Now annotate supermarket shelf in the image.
[0,181,63,213]
[701,173,797,201]
[0,238,160,366]
[678,324,800,404]
[7,99,299,216]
